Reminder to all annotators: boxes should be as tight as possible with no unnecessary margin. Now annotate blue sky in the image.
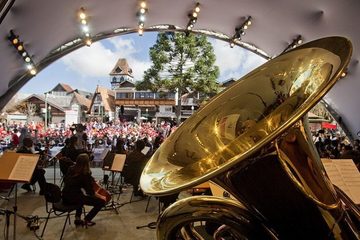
[20,32,266,94]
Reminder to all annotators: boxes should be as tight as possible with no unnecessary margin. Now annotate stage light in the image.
[85,33,90,37]
[17,44,24,51]
[341,71,347,78]
[137,1,147,33]
[30,69,37,75]
[85,38,92,46]
[82,25,89,33]
[12,38,19,45]
[26,64,34,70]
[81,19,87,25]
[186,2,200,32]
[230,42,235,48]
[24,57,31,62]
[230,16,252,44]
[139,14,145,22]
[79,7,86,20]
[195,3,200,13]
[282,35,303,53]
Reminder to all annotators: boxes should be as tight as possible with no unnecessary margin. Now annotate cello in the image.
[93,181,111,203]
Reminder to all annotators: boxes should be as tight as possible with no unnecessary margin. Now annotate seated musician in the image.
[58,138,75,175]
[123,139,149,197]
[62,153,105,226]
[61,136,82,162]
[17,137,47,195]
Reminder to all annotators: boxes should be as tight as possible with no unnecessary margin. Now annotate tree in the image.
[136,32,220,124]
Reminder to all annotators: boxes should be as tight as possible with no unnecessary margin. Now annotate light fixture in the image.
[137,1,148,36]
[8,30,37,75]
[79,7,86,20]
[78,7,93,47]
[282,35,303,53]
[229,16,252,48]
[186,2,200,32]
[341,71,347,78]
[85,38,92,46]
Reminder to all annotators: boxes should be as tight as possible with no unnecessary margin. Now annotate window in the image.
[112,76,117,82]
[116,92,133,99]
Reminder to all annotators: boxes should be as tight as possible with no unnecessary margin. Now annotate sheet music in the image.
[141,146,150,155]
[112,154,126,172]
[322,159,360,204]
[8,155,38,182]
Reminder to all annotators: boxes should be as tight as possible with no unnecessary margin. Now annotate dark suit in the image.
[123,150,149,195]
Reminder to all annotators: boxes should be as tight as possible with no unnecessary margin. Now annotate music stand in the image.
[0,152,38,240]
[102,153,126,214]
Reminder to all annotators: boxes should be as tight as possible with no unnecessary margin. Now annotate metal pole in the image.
[44,93,47,131]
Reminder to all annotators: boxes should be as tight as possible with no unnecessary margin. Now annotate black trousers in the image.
[24,168,46,191]
[74,195,106,221]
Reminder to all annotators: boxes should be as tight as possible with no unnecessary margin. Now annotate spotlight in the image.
[140,8,146,14]
[12,38,19,45]
[194,3,200,13]
[85,33,90,37]
[17,44,24,51]
[341,71,347,78]
[186,2,200,32]
[140,1,146,9]
[138,28,144,36]
[79,8,86,20]
[25,57,31,62]
[26,64,34,70]
[82,25,89,33]
[81,19,87,25]
[231,16,252,43]
[85,38,92,46]
[230,42,235,48]
[30,69,37,75]
[139,14,145,22]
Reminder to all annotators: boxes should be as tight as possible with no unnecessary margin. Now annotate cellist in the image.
[62,153,105,226]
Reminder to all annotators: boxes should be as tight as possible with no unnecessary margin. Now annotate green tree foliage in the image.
[136,32,219,124]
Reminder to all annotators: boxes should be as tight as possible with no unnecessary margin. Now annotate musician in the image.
[17,137,47,195]
[123,139,149,197]
[62,153,105,226]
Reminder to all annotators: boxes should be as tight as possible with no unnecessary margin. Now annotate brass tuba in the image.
[140,37,360,239]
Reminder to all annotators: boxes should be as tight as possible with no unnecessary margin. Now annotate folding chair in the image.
[41,183,84,240]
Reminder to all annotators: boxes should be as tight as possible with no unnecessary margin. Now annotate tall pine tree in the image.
[136,32,219,124]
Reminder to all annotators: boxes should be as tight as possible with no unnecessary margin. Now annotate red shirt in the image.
[11,133,19,146]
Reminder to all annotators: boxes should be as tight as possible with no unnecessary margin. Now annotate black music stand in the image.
[102,152,126,214]
[0,152,38,240]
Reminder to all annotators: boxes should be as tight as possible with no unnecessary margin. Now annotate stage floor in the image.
[0,167,159,240]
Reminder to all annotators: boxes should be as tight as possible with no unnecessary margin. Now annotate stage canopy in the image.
[0,0,359,138]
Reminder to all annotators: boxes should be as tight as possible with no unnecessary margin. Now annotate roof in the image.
[109,58,133,77]
[0,0,359,137]
[89,86,115,113]
[72,92,91,110]
[51,83,74,93]
[20,94,66,112]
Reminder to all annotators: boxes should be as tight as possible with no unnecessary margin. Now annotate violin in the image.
[93,181,111,203]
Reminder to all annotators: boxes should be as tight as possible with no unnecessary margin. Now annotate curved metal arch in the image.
[1,24,270,110]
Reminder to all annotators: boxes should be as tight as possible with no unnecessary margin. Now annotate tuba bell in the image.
[140,37,360,239]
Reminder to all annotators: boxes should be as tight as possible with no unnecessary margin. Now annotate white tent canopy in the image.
[0,0,359,137]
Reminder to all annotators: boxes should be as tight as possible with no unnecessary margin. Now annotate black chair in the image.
[41,183,84,240]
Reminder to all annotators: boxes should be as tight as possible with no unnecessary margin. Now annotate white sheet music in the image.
[322,159,360,204]
[9,155,38,182]
[141,146,150,155]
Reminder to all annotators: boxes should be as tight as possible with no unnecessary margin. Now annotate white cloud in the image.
[211,39,267,81]
[61,37,151,81]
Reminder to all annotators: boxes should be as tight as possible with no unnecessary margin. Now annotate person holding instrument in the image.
[62,153,105,226]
